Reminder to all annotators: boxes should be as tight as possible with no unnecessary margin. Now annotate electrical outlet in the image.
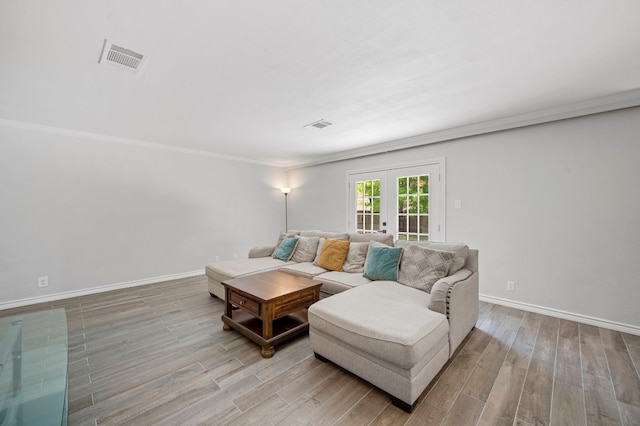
[233,253,238,259]
[507,281,515,292]
[38,276,49,288]
[215,256,220,262]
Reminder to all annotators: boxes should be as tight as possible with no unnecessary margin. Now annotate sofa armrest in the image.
[430,269,479,356]
[248,245,276,258]
[429,269,471,315]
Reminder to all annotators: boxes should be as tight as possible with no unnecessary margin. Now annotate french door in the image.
[348,162,444,242]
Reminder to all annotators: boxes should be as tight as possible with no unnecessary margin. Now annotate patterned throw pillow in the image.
[272,237,299,261]
[397,245,455,293]
[363,245,403,281]
[315,239,351,271]
[342,242,369,273]
[291,236,320,263]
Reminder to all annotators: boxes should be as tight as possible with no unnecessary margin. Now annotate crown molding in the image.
[0,118,282,167]
[3,88,640,171]
[287,88,640,169]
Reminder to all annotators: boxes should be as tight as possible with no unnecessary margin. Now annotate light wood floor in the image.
[2,275,639,425]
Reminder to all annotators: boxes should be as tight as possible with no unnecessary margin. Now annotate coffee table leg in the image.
[262,345,275,358]
[223,286,232,331]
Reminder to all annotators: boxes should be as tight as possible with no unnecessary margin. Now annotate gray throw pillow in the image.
[291,236,320,263]
[398,245,455,293]
[342,242,369,273]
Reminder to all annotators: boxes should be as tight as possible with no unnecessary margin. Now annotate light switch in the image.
[454,200,462,209]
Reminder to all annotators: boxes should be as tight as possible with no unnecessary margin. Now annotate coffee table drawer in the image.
[229,291,260,316]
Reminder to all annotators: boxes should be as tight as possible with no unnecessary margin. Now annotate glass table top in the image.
[0,308,68,426]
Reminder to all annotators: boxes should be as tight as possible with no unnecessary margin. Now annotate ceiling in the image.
[1,1,639,168]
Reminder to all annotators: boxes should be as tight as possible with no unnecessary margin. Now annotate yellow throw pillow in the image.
[315,239,351,271]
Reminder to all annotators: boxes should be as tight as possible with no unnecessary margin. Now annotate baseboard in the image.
[480,294,640,336]
[0,269,205,311]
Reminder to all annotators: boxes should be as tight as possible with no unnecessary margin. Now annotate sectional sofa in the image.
[205,230,479,412]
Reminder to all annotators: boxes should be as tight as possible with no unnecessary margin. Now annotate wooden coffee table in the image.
[221,270,322,358]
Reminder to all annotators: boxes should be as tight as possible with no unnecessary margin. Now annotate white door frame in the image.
[345,157,446,242]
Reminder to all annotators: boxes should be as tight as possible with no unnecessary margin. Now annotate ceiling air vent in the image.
[99,39,144,73]
[304,119,333,130]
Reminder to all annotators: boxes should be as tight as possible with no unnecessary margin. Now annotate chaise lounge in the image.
[205,231,479,412]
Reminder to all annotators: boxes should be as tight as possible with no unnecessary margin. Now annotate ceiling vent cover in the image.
[304,119,333,130]
[99,39,144,73]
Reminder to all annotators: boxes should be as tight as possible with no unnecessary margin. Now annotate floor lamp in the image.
[280,187,291,232]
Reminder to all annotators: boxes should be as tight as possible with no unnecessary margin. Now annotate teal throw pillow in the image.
[273,237,299,261]
[363,245,403,281]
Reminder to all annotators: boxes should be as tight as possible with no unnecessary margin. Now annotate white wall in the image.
[287,107,640,330]
[0,124,286,305]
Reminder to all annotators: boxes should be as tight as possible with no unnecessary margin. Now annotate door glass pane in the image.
[398,177,407,195]
[398,196,407,214]
[408,195,418,214]
[419,175,429,194]
[398,215,407,233]
[420,216,429,237]
[355,179,381,234]
[397,174,430,241]
[409,216,417,233]
[408,176,418,194]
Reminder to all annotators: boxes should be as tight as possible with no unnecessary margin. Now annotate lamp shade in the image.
[280,187,291,194]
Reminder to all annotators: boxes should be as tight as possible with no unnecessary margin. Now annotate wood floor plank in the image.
[306,379,373,426]
[583,370,622,425]
[370,403,412,426]
[441,393,484,426]
[404,401,448,426]
[516,315,559,425]
[226,393,290,426]
[4,274,638,426]
[462,308,523,401]
[477,363,528,426]
[232,356,323,412]
[600,328,640,407]
[618,401,640,426]
[334,388,388,425]
[158,373,260,425]
[556,319,583,387]
[551,381,586,426]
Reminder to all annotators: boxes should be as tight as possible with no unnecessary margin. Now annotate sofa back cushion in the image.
[398,245,455,293]
[394,240,468,274]
[348,233,394,246]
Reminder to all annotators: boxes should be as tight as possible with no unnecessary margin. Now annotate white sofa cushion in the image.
[279,262,327,279]
[309,281,449,369]
[205,258,289,283]
[314,271,371,294]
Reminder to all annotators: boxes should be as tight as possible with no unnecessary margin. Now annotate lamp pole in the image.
[280,187,291,232]
[284,192,288,232]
